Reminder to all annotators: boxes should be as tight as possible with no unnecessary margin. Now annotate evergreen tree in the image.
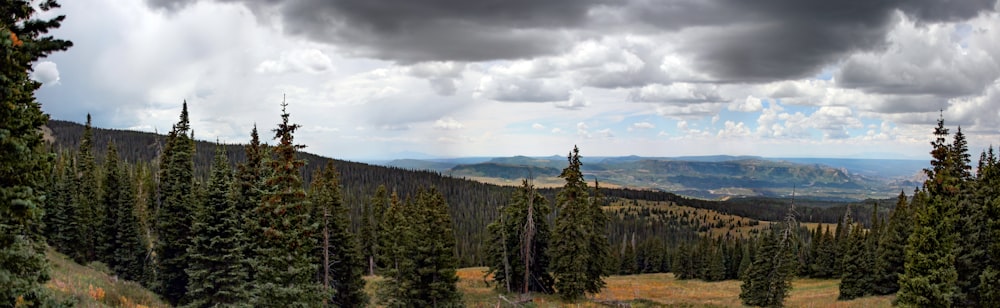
[376,190,415,307]
[101,142,145,282]
[873,191,911,295]
[361,185,387,276]
[0,0,72,304]
[379,188,461,307]
[75,114,100,262]
[155,102,197,305]
[252,102,325,306]
[899,117,963,307]
[706,243,727,282]
[550,146,605,300]
[45,153,76,254]
[978,147,1000,306]
[585,179,612,293]
[952,130,985,306]
[838,224,870,300]
[309,161,368,307]
[234,125,265,285]
[486,179,553,293]
[981,193,1000,306]
[184,146,249,307]
[672,242,695,280]
[740,215,797,307]
[99,142,121,265]
[619,236,638,275]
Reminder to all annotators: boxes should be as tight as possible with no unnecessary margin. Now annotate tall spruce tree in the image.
[74,114,100,262]
[951,129,985,306]
[550,146,608,300]
[486,179,554,294]
[252,102,325,306]
[873,191,912,295]
[184,146,249,307]
[585,179,611,292]
[376,190,415,307]
[0,0,72,304]
[361,185,388,276]
[234,125,265,285]
[45,153,76,255]
[101,142,145,282]
[155,102,196,305]
[838,224,871,300]
[309,161,368,307]
[378,188,461,307]
[740,209,798,307]
[898,116,960,307]
[977,147,1000,306]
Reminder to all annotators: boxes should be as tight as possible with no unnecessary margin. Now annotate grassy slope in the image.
[451,267,894,307]
[45,249,168,308]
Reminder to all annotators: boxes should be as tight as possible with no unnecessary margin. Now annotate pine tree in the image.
[234,125,265,286]
[838,224,869,300]
[252,101,325,306]
[873,191,911,295]
[45,153,76,254]
[376,190,415,307]
[550,146,605,300]
[672,242,695,280]
[951,129,985,306]
[361,185,387,276]
[184,146,249,307]
[486,179,553,294]
[99,142,121,266]
[706,243,727,282]
[619,236,638,275]
[740,208,798,307]
[0,1,72,304]
[75,114,100,262]
[413,188,462,306]
[155,102,197,305]
[309,161,368,307]
[898,117,962,307]
[101,142,145,282]
[585,179,612,293]
[135,162,159,287]
[378,188,461,307]
[978,147,1000,306]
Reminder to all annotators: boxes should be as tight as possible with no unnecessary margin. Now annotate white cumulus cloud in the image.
[31,61,61,86]
[433,117,464,130]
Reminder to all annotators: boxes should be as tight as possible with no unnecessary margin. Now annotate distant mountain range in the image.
[385,155,926,200]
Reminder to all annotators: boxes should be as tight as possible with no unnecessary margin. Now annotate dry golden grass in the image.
[45,248,168,307]
[454,267,894,307]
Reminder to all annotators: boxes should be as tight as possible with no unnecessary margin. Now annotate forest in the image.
[5,1,1000,307]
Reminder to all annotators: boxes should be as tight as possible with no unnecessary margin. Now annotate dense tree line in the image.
[48,118,895,272]
[40,102,464,306]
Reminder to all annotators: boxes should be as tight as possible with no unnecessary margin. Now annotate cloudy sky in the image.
[33,0,1000,160]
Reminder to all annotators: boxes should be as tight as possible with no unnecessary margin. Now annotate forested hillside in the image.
[45,119,889,266]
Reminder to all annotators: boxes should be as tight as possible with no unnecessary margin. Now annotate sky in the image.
[31,0,1000,160]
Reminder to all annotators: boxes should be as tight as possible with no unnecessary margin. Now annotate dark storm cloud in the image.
[146,0,997,80]
[264,0,607,62]
[658,0,997,81]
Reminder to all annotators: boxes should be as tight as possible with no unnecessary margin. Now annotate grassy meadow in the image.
[444,267,894,307]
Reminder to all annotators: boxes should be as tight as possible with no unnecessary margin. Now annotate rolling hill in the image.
[388,155,922,200]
